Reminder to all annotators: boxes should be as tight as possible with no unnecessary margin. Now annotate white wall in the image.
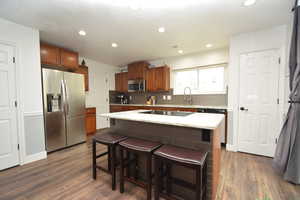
[0,18,45,164]
[228,25,288,151]
[79,57,119,129]
[148,48,229,88]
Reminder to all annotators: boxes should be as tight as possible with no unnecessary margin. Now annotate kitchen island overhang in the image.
[101,110,225,200]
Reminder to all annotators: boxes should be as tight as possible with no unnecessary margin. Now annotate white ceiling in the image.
[0,0,293,66]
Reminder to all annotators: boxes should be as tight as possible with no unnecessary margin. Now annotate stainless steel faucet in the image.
[183,86,192,105]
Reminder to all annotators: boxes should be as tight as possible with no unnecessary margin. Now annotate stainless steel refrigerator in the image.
[42,68,86,152]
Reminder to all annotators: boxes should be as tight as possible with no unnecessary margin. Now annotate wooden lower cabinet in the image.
[86,107,96,135]
[109,105,197,113]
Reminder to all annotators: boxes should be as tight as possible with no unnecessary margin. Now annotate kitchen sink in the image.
[140,110,193,117]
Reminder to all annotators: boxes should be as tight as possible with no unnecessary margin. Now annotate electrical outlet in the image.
[163,95,166,100]
[167,95,172,100]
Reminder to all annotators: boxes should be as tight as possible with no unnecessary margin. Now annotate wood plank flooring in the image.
[0,138,299,200]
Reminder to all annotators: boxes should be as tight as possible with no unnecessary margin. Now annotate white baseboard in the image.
[226,144,238,152]
[22,151,47,165]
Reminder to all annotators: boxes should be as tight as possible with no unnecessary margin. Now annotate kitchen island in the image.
[101,110,225,200]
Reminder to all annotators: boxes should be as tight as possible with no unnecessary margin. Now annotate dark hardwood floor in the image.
[0,138,299,200]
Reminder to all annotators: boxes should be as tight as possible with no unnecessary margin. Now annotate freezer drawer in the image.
[66,115,86,146]
[45,112,67,152]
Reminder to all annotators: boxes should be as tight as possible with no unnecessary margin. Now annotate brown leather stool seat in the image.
[94,131,128,145]
[119,138,162,200]
[154,145,207,166]
[154,145,208,200]
[119,138,162,153]
[92,129,127,190]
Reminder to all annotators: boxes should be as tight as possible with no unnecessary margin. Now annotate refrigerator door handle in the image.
[61,80,66,113]
[64,80,70,115]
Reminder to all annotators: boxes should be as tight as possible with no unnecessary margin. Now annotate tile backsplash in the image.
[109,90,227,106]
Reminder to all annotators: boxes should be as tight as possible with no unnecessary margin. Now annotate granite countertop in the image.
[110,103,227,110]
[101,110,225,130]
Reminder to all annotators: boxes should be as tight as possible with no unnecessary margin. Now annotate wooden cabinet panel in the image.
[115,72,128,92]
[40,43,60,66]
[156,66,170,91]
[146,66,170,92]
[60,49,79,70]
[146,68,156,92]
[128,61,149,80]
[75,65,89,91]
[86,108,96,135]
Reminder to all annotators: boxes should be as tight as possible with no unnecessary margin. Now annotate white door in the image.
[238,49,280,157]
[0,43,19,170]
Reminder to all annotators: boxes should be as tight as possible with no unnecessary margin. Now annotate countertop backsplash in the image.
[109,89,227,107]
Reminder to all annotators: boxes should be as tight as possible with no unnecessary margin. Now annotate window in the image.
[173,65,226,95]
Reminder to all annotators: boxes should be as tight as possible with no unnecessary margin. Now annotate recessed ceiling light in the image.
[99,0,200,9]
[206,44,213,48]
[112,43,118,48]
[158,27,165,33]
[178,50,183,54]
[243,0,256,7]
[78,30,86,36]
[129,4,141,10]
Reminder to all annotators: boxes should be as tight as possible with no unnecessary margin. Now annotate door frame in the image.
[235,48,285,156]
[0,40,26,166]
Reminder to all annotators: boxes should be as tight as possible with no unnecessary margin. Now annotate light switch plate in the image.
[163,95,166,100]
[167,95,172,100]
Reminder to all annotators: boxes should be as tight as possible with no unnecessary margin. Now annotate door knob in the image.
[240,107,248,111]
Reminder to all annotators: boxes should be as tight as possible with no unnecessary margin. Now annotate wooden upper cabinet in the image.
[146,66,170,92]
[40,42,79,71]
[128,61,149,80]
[60,49,79,70]
[40,43,60,66]
[146,68,156,92]
[115,72,128,92]
[75,65,89,91]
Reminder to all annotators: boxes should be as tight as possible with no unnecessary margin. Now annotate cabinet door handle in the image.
[240,107,248,111]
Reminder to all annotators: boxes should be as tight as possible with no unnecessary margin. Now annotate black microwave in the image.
[128,80,145,92]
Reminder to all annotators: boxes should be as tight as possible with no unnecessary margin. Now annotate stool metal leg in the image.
[92,139,97,180]
[133,154,139,180]
[108,145,111,172]
[146,154,152,200]
[111,145,116,190]
[196,166,202,200]
[120,148,125,193]
[166,163,172,195]
[126,151,131,178]
[154,156,162,200]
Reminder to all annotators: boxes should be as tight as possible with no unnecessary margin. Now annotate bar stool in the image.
[92,129,127,190]
[119,138,162,200]
[154,145,208,200]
